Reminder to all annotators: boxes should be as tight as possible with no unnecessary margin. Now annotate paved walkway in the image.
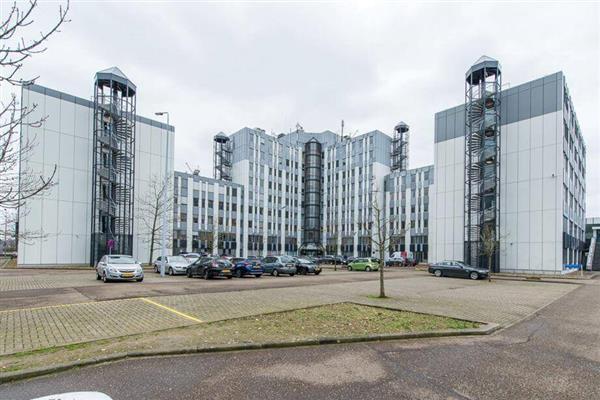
[3,283,598,400]
[0,274,577,356]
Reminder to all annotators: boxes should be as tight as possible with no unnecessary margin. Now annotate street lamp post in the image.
[155,111,170,278]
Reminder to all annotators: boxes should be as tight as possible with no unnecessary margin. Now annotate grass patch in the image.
[0,303,478,376]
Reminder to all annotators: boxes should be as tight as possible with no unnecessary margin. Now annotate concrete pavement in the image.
[1,282,598,400]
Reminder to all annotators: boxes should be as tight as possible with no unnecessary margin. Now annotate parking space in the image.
[0,266,579,356]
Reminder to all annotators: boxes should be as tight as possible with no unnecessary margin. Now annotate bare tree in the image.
[366,192,396,298]
[480,224,499,282]
[138,175,172,265]
[0,1,69,239]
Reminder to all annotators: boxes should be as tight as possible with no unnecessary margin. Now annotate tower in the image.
[464,56,502,271]
[213,132,232,181]
[90,67,136,264]
[391,121,409,172]
[300,138,323,256]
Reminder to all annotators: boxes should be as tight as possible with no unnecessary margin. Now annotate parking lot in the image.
[0,266,581,356]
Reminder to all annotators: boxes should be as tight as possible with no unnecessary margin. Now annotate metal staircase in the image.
[464,56,502,271]
[90,68,136,265]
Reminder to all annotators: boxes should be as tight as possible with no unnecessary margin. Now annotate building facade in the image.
[172,125,432,259]
[384,165,433,262]
[429,57,586,274]
[172,172,243,256]
[17,68,174,266]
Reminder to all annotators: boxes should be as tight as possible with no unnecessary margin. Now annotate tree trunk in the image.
[379,246,385,298]
[488,254,492,282]
[149,212,158,265]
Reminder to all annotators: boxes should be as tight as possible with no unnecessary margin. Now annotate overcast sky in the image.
[7,0,600,215]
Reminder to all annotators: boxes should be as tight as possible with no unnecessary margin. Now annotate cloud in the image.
[11,1,600,215]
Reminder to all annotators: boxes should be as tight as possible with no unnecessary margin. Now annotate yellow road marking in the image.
[140,297,203,323]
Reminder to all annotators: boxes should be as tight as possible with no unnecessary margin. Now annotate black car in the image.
[187,257,233,279]
[428,260,488,280]
[294,258,322,275]
[316,255,346,265]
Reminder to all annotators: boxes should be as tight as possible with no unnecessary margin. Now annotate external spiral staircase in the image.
[464,56,501,271]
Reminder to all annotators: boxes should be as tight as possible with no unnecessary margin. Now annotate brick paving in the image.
[0,273,577,356]
[0,299,195,355]
[0,270,181,292]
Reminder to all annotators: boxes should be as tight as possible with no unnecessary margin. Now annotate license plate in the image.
[253,266,260,269]
[223,269,230,273]
[122,273,133,278]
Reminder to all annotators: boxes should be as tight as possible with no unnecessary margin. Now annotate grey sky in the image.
[9,1,600,215]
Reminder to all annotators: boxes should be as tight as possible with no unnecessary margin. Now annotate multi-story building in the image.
[172,171,243,256]
[173,124,434,259]
[17,68,174,266]
[384,165,434,262]
[429,56,586,274]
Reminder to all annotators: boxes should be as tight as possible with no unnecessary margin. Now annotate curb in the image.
[0,323,499,384]
[491,275,587,285]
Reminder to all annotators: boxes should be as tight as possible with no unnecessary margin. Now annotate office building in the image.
[429,56,586,274]
[17,68,174,266]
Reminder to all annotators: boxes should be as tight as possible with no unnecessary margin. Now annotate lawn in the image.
[1,303,478,376]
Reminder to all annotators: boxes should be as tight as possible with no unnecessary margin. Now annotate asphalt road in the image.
[0,268,413,311]
[2,281,598,400]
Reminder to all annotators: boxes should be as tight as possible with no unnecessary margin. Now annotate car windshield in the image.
[107,256,136,264]
[297,258,311,263]
[168,256,187,263]
[280,256,295,263]
[216,259,232,267]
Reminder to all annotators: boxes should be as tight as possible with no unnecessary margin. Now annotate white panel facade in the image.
[18,84,174,266]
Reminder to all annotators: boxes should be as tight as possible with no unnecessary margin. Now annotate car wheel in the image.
[300,268,307,275]
[347,266,352,271]
[226,276,232,279]
[365,266,371,272]
[255,274,262,278]
[434,269,443,278]
[168,267,174,276]
[137,277,143,282]
[236,269,243,278]
[469,272,479,280]
[315,271,321,275]
[290,273,295,277]
[273,269,279,277]
[187,269,192,278]
[203,269,210,280]
[96,271,101,280]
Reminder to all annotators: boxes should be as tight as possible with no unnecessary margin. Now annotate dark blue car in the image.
[231,257,264,278]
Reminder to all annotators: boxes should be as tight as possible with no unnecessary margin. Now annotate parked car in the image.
[153,255,190,275]
[96,254,144,283]
[347,258,379,272]
[428,260,488,280]
[294,258,322,275]
[316,255,346,265]
[261,255,297,276]
[180,252,202,264]
[186,257,233,279]
[231,258,264,278]
[385,256,405,267]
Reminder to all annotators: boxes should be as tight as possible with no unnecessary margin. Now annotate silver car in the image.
[96,255,144,283]
[153,255,191,275]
